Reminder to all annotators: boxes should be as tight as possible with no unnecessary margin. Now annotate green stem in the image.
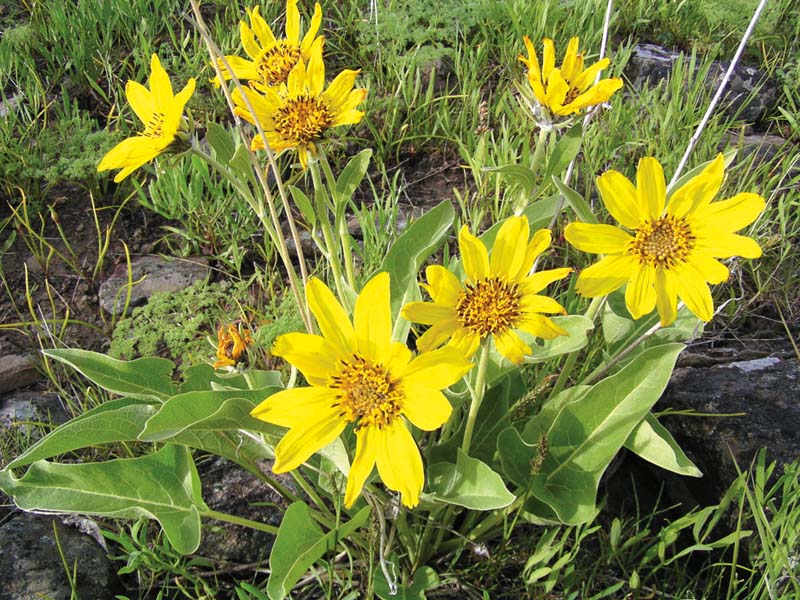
[437,495,525,556]
[548,295,605,399]
[309,160,349,306]
[201,508,279,535]
[319,152,358,291]
[462,340,491,454]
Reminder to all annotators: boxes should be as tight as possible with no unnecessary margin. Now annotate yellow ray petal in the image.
[490,215,529,280]
[545,68,570,112]
[654,268,678,326]
[637,157,666,220]
[306,277,356,356]
[125,81,154,126]
[690,252,729,284]
[375,421,424,508]
[564,222,631,254]
[542,38,555,80]
[695,231,762,259]
[494,330,531,364]
[322,69,359,112]
[354,272,391,363]
[301,3,323,53]
[401,301,455,326]
[624,264,657,319]
[560,37,580,82]
[517,314,568,340]
[249,6,277,48]
[596,169,643,230]
[520,294,567,315]
[148,55,174,112]
[572,56,611,90]
[574,254,638,297]
[521,229,552,275]
[306,42,325,97]
[667,153,724,218]
[400,346,473,391]
[692,192,765,232]
[239,21,262,61]
[250,386,338,427]
[401,386,453,431]
[520,267,573,295]
[345,427,378,507]
[214,56,259,83]
[97,136,163,182]
[458,225,490,281]
[672,262,714,322]
[519,35,545,103]
[272,413,347,473]
[272,332,341,384]
[413,318,460,352]
[285,0,300,42]
[448,327,481,359]
[423,264,463,305]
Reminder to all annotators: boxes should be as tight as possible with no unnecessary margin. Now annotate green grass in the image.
[1,0,798,597]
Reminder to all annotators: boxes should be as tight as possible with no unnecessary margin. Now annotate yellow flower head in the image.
[564,154,766,326]
[251,273,472,508]
[98,54,195,183]
[213,0,324,89]
[232,44,367,168]
[214,323,254,369]
[518,36,622,121]
[402,216,572,365]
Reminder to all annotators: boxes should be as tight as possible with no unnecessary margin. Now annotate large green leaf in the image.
[544,121,582,180]
[523,343,684,524]
[552,176,597,224]
[43,349,176,401]
[374,565,439,600]
[0,445,205,554]
[206,122,235,163]
[427,449,515,510]
[625,412,702,477]
[378,200,455,339]
[334,149,372,206]
[8,398,156,468]
[267,501,370,600]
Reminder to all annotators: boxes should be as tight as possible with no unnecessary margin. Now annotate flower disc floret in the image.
[564,154,766,325]
[250,273,473,508]
[273,94,333,143]
[455,278,522,337]
[257,41,302,86]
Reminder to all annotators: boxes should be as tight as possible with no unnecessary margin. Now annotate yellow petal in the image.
[423,264,463,305]
[521,229,552,275]
[672,262,714,322]
[542,38,555,79]
[413,318,460,352]
[667,153,725,218]
[695,231,762,259]
[521,267,572,295]
[345,427,378,507]
[375,421,424,508]
[97,136,163,182]
[272,332,340,384]
[125,81,154,126]
[239,20,263,61]
[560,37,581,82]
[401,386,452,431]
[214,56,259,83]
[545,68,570,112]
[520,294,567,315]
[301,3,323,53]
[250,386,337,427]
[148,55,173,111]
[285,0,300,42]
[272,413,347,473]
[491,215,529,280]
[249,6,277,48]
[654,268,678,326]
[574,254,638,297]
[306,277,356,356]
[596,169,643,229]
[517,314,568,340]
[519,35,545,103]
[692,192,765,232]
[306,42,325,97]
[572,57,611,90]
[401,301,455,326]
[322,69,359,112]
[400,346,473,391]
[332,108,365,127]
[637,157,666,220]
[494,330,531,364]
[624,264,657,320]
[354,272,391,363]
[564,222,632,254]
[458,225,490,281]
[448,327,481,359]
[562,78,622,113]
[690,253,729,284]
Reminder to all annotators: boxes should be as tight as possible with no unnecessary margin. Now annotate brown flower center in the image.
[273,95,333,144]
[628,215,695,269]
[455,277,522,337]
[257,41,302,86]
[331,354,403,430]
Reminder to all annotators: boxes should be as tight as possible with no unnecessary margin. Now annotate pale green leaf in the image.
[374,565,439,600]
[334,149,372,206]
[544,122,582,180]
[206,122,235,163]
[625,413,702,477]
[552,176,597,224]
[427,449,515,510]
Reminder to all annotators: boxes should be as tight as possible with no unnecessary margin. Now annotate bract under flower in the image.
[250,273,472,508]
[98,54,195,183]
[402,216,572,364]
[564,154,766,325]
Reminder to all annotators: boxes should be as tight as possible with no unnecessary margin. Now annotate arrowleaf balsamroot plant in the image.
[0,0,775,597]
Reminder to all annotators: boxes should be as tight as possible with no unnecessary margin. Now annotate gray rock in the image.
[625,43,777,123]
[0,354,39,394]
[658,355,800,503]
[198,458,294,565]
[0,513,121,600]
[0,391,68,443]
[98,255,210,316]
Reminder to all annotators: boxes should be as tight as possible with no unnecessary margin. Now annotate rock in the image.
[658,355,800,504]
[0,391,69,441]
[625,43,778,123]
[0,354,39,393]
[0,513,121,600]
[98,255,210,316]
[198,458,294,565]
[721,132,798,174]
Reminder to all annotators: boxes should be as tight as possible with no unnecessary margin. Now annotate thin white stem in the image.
[669,0,769,187]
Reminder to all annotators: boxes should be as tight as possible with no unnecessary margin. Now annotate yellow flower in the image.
[564,154,766,326]
[251,273,472,508]
[214,323,254,369]
[518,36,622,119]
[213,0,324,89]
[402,216,572,365]
[98,54,195,183]
[232,44,367,168]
